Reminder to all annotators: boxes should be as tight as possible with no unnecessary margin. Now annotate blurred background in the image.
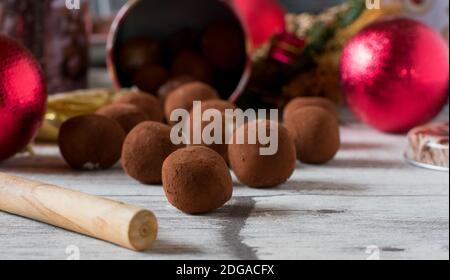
[1,0,447,93]
[0,0,353,92]
[0,0,448,142]
[88,0,345,65]
[88,0,448,64]
[89,0,346,33]
[90,0,345,16]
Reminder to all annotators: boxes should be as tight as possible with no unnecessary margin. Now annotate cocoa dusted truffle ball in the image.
[96,103,148,134]
[58,115,125,170]
[119,38,161,73]
[133,65,169,94]
[283,97,338,122]
[165,28,199,57]
[284,107,340,164]
[162,146,233,214]
[171,50,213,84]
[188,100,237,163]
[164,82,219,124]
[195,99,236,114]
[122,121,180,184]
[157,75,196,103]
[115,92,164,123]
[228,120,296,188]
[201,22,246,70]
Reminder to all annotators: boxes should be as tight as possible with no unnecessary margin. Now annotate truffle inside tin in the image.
[171,50,213,84]
[119,38,161,73]
[133,65,169,94]
[201,21,246,70]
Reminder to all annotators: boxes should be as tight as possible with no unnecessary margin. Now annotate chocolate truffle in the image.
[228,120,296,188]
[96,103,148,134]
[201,22,246,70]
[133,65,169,94]
[162,146,233,214]
[171,50,213,84]
[115,92,164,123]
[165,28,199,56]
[187,100,237,163]
[164,82,219,125]
[58,114,125,170]
[284,107,340,164]
[122,121,180,184]
[157,75,196,103]
[283,97,338,122]
[119,38,161,73]
[195,99,236,113]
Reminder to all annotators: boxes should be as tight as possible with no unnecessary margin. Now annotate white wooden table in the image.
[0,110,448,260]
[1,69,448,260]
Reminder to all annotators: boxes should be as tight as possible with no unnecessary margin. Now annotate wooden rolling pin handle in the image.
[0,173,158,251]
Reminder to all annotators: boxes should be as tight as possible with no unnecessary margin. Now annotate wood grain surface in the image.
[0,69,447,260]
[0,116,448,260]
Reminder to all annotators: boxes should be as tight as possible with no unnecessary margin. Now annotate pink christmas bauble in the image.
[340,18,449,133]
[0,35,47,161]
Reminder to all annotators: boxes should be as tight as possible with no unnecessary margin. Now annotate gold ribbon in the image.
[36,88,130,142]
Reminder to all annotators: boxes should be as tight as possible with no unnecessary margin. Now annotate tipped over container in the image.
[106,0,251,102]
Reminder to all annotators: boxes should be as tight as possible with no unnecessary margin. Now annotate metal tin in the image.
[106,0,251,102]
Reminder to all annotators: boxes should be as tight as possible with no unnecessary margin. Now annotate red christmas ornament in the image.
[340,18,449,133]
[0,35,47,161]
[231,0,285,49]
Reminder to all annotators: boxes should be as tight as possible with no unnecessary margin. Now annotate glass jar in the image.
[0,0,90,94]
